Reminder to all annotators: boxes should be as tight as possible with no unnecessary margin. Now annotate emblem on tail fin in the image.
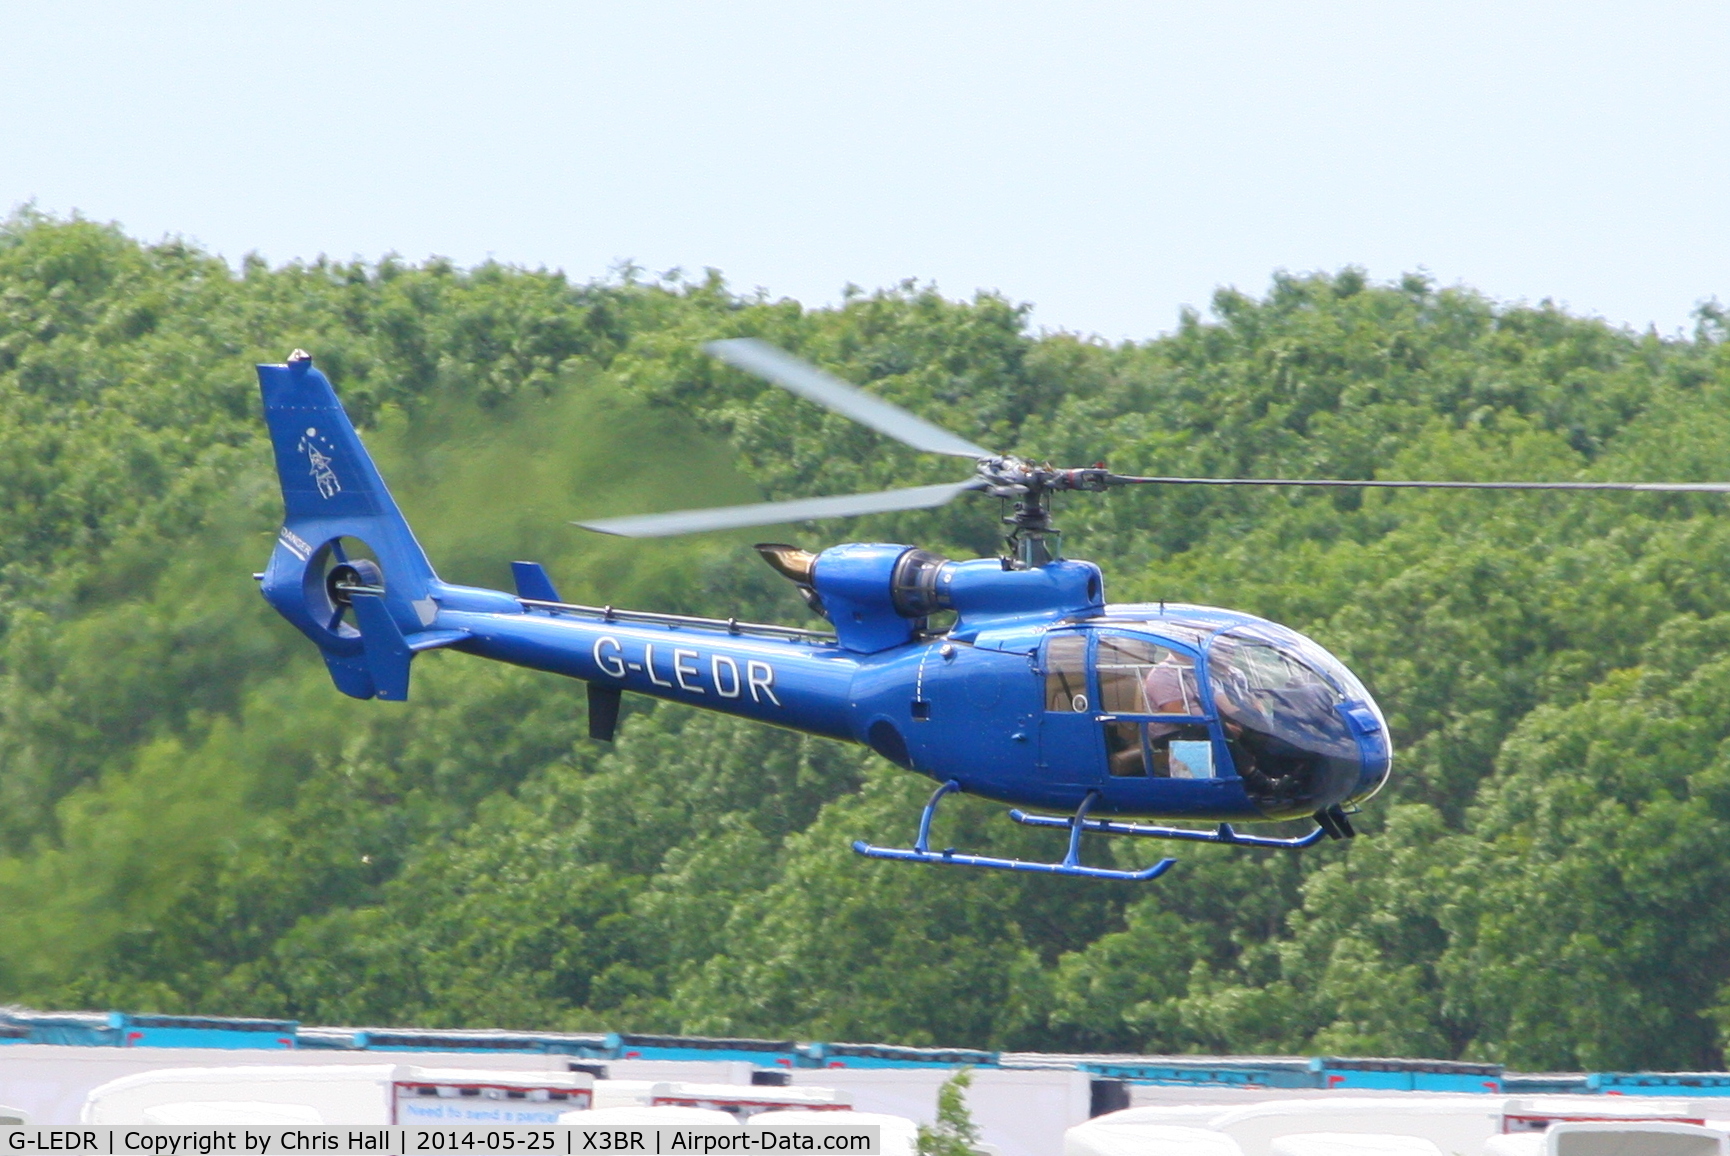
[298,427,342,499]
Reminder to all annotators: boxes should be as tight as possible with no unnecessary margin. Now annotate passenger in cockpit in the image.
[1131,652,1211,777]
[1142,653,1201,717]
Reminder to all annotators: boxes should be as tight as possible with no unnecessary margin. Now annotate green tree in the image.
[917,1069,983,1156]
[8,209,1730,1068]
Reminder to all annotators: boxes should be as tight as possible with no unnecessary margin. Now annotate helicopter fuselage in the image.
[256,355,1391,877]
[420,588,1392,823]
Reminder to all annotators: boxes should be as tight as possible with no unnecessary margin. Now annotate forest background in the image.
[3,211,1730,1073]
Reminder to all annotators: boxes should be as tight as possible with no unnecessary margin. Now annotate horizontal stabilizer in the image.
[511,560,563,602]
[408,629,471,653]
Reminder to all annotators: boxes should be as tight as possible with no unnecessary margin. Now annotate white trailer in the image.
[1065,1117,1246,1156]
[562,1106,739,1126]
[1486,1120,1727,1155]
[1,1043,611,1125]
[590,1080,848,1118]
[1076,1094,1730,1156]
[81,1064,592,1125]
[1182,1096,1504,1156]
[1269,1136,1442,1156]
[791,1063,1091,1156]
[139,1102,325,1125]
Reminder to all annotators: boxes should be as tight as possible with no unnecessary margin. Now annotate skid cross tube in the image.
[853,781,1178,881]
[1008,810,1331,849]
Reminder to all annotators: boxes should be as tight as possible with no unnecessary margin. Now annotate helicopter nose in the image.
[1345,696,1393,804]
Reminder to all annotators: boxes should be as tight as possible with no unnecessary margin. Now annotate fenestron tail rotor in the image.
[574,340,1730,563]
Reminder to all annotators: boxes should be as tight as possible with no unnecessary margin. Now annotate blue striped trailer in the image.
[802,1042,999,1069]
[610,1033,803,1067]
[0,1010,296,1049]
[1311,1057,1504,1093]
[1587,1072,1730,1096]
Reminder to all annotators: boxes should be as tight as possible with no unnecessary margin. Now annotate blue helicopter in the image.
[255,344,1730,881]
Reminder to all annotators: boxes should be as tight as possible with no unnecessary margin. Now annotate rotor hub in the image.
[326,557,384,607]
[971,457,1115,568]
[976,456,1111,495]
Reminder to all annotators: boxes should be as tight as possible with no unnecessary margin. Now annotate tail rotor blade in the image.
[706,338,992,460]
[576,479,984,538]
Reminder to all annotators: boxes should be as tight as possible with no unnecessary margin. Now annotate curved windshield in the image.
[1207,631,1363,818]
[1248,623,1379,708]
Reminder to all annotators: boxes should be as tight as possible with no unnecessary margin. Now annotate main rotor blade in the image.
[1108,475,1730,492]
[575,480,984,538]
[705,338,992,460]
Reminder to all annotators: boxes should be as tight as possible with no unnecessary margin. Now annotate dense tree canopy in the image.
[2,210,1729,1070]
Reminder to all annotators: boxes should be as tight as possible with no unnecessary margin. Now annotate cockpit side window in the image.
[1096,636,1205,715]
[1044,634,1089,712]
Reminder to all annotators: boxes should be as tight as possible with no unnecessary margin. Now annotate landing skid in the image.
[1008,806,1353,849]
[852,781,1179,882]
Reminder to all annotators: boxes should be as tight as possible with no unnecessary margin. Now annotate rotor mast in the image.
[977,458,1111,568]
[1005,490,1056,567]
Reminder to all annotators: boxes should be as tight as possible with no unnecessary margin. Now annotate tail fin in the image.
[257,351,442,699]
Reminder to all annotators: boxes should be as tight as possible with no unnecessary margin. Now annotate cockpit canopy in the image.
[1047,607,1390,817]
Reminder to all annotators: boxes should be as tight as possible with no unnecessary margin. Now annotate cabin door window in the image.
[1044,634,1090,712]
[1095,635,1212,779]
[1097,636,1204,715]
[1039,633,1103,783]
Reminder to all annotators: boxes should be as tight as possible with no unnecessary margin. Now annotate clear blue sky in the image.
[5,1,1728,341]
